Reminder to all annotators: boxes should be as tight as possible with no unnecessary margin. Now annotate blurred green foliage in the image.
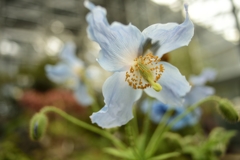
[0,141,31,160]
[0,101,119,160]
[157,127,236,160]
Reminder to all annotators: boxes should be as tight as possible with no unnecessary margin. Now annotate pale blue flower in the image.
[184,68,217,106]
[141,100,200,130]
[45,42,93,106]
[85,1,194,128]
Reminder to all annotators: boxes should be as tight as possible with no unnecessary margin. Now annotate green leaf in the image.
[103,148,136,160]
[148,152,181,160]
[181,127,236,160]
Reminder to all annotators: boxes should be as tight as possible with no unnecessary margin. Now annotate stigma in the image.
[125,53,164,91]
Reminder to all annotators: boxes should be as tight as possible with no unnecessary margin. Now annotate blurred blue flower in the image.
[85,1,194,128]
[45,42,93,106]
[141,68,216,130]
[141,100,201,130]
[184,68,217,106]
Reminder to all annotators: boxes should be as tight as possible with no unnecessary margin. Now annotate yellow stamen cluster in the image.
[125,53,164,91]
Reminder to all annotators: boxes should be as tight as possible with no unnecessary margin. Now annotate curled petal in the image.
[85,1,144,72]
[84,0,108,42]
[74,83,93,106]
[90,72,142,128]
[142,5,194,57]
[45,64,73,84]
[184,86,215,106]
[84,0,96,10]
[144,62,191,106]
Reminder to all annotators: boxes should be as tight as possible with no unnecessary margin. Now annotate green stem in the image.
[125,123,142,160]
[145,109,174,157]
[147,152,181,160]
[40,106,126,149]
[139,98,153,154]
[168,96,220,130]
[146,96,221,158]
[132,105,139,139]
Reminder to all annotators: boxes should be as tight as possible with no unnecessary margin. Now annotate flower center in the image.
[73,65,83,77]
[125,53,164,92]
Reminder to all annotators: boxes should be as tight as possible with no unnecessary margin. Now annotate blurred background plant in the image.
[1,0,240,159]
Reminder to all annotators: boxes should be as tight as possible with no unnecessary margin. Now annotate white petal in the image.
[201,68,217,81]
[85,1,144,72]
[184,86,215,106]
[189,68,217,85]
[144,62,191,106]
[90,72,142,128]
[60,42,84,69]
[45,64,73,84]
[142,5,194,57]
[84,0,96,10]
[73,83,93,106]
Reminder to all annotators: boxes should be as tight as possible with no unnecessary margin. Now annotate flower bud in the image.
[218,99,239,123]
[29,113,48,141]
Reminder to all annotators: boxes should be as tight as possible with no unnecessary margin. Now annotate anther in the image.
[125,53,164,91]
